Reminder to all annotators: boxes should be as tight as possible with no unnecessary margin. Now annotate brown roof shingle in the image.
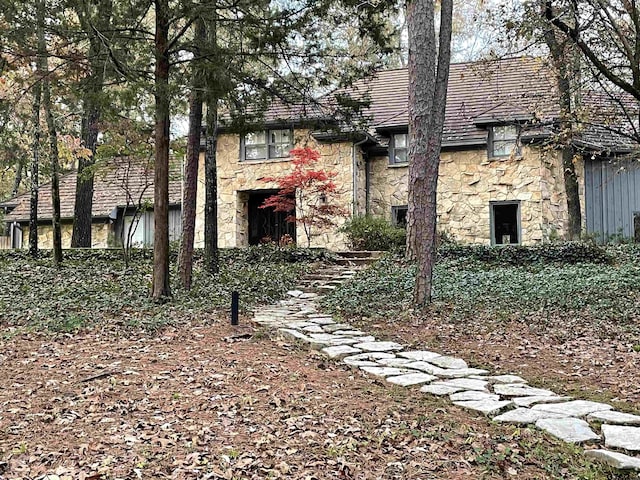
[3,158,182,222]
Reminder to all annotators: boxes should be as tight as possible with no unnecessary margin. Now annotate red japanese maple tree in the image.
[261,147,346,247]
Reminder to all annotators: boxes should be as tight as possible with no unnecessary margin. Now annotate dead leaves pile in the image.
[0,323,613,480]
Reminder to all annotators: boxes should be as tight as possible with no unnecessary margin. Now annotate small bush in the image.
[437,242,612,265]
[340,215,406,251]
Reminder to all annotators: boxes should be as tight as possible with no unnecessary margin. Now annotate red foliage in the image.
[260,147,346,246]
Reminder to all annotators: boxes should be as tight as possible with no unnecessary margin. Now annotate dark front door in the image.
[247,191,296,245]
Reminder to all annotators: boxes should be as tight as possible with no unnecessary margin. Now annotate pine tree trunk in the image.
[204,102,219,275]
[43,75,63,265]
[406,0,453,306]
[71,104,99,248]
[71,1,112,248]
[29,83,41,258]
[544,26,582,240]
[204,15,219,275]
[178,19,205,290]
[151,0,171,300]
[38,0,62,265]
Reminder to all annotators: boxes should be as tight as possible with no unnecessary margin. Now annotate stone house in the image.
[194,56,640,250]
[1,159,182,249]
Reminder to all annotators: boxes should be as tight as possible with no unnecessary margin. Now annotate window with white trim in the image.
[490,125,520,158]
[242,129,292,161]
[389,133,408,164]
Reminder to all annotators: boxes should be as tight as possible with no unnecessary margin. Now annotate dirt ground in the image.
[0,317,622,480]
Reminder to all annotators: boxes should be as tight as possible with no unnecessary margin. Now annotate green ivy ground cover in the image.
[322,244,640,337]
[0,246,323,332]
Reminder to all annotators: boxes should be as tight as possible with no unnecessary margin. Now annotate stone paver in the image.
[450,391,499,402]
[532,400,613,418]
[433,378,489,392]
[360,366,415,377]
[453,399,513,416]
[584,450,640,470]
[397,350,442,362]
[493,384,557,398]
[386,373,437,386]
[428,356,468,370]
[322,345,362,359]
[512,396,573,407]
[420,384,464,396]
[602,425,640,452]
[492,407,568,425]
[353,341,403,352]
[587,410,640,426]
[536,418,600,444]
[252,262,640,474]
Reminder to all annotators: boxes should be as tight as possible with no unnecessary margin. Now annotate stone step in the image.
[336,250,383,259]
[334,257,377,266]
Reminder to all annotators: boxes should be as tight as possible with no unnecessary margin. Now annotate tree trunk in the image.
[38,0,62,264]
[178,18,205,290]
[71,1,112,248]
[71,103,99,248]
[406,0,453,306]
[13,155,25,197]
[204,101,219,275]
[151,0,171,300]
[204,15,219,275]
[29,82,41,258]
[543,26,582,240]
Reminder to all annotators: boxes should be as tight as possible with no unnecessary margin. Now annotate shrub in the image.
[437,241,612,265]
[340,215,406,251]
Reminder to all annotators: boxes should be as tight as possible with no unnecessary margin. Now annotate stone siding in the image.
[22,221,112,249]
[368,146,579,245]
[195,130,354,250]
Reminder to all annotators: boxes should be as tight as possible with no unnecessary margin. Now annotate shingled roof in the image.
[2,158,182,223]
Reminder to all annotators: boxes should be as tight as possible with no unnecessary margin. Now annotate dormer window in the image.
[389,133,408,164]
[490,125,520,158]
[242,128,292,161]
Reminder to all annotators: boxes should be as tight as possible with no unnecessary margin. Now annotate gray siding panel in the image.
[585,158,640,241]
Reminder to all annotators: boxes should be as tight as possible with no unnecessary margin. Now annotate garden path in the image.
[251,262,640,473]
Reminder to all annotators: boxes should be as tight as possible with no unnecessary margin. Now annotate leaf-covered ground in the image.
[322,250,640,408]
[0,247,635,479]
[0,247,319,331]
[0,322,626,479]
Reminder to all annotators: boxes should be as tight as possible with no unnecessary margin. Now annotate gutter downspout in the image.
[365,155,371,215]
[352,134,368,216]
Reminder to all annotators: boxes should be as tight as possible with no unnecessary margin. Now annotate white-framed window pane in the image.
[394,133,408,148]
[245,131,266,145]
[394,149,408,163]
[245,145,267,160]
[270,129,290,144]
[493,125,517,141]
[493,140,514,157]
[269,144,290,158]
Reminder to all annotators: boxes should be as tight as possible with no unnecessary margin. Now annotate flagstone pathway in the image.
[252,263,640,473]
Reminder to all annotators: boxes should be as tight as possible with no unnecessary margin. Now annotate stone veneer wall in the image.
[195,130,355,250]
[368,146,580,244]
[22,221,112,249]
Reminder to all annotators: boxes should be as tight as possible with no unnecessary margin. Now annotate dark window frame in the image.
[490,200,521,245]
[392,205,408,228]
[488,124,521,158]
[240,128,293,161]
[389,132,409,165]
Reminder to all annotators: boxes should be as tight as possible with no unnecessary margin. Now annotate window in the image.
[392,205,408,228]
[389,133,408,164]
[242,129,292,161]
[490,125,520,158]
[634,212,640,243]
[490,201,520,245]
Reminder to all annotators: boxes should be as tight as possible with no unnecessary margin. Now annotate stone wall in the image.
[195,130,355,250]
[368,146,579,245]
[22,221,112,249]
